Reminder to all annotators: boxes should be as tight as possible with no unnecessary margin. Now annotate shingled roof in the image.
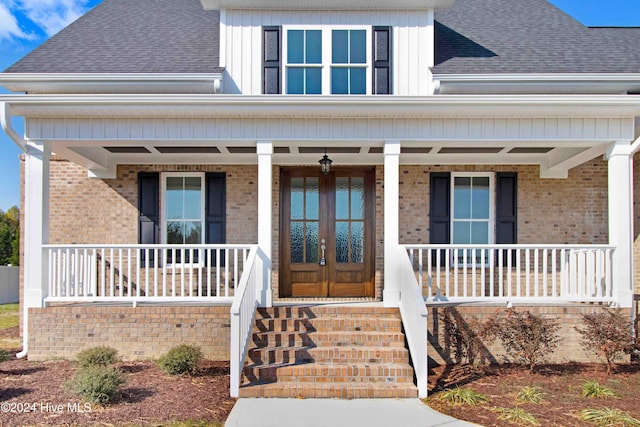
[4,0,639,76]
[433,0,640,74]
[4,0,221,74]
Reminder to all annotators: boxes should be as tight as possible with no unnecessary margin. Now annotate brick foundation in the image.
[27,305,231,361]
[427,304,633,365]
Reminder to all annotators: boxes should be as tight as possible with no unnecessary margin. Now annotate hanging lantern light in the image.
[319,148,332,176]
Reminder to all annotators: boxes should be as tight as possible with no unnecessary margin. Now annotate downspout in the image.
[0,102,28,359]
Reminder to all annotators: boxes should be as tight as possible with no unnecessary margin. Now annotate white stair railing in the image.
[229,246,260,398]
[405,244,615,303]
[397,246,429,398]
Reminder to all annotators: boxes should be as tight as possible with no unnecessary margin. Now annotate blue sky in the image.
[0,0,639,211]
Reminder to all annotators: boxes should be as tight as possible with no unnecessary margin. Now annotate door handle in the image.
[320,239,326,266]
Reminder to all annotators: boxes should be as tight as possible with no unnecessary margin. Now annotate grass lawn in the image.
[0,303,20,350]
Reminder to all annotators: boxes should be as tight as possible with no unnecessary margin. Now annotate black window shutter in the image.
[429,172,450,266]
[138,172,159,266]
[205,172,226,242]
[496,172,517,244]
[263,26,282,94]
[373,26,392,94]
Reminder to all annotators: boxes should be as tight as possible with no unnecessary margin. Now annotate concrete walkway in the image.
[225,398,482,427]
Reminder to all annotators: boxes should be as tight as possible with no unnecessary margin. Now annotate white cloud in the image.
[17,0,91,37]
[0,0,92,42]
[0,3,35,42]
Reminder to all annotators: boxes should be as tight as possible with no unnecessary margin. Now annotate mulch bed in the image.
[427,363,640,426]
[1,356,235,427]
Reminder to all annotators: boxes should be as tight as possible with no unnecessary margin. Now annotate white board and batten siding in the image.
[220,9,435,96]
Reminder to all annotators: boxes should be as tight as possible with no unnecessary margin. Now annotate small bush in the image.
[485,308,561,372]
[516,386,547,404]
[66,365,125,404]
[582,380,618,399]
[491,407,541,426]
[438,387,491,405]
[580,408,640,426]
[76,346,120,368]
[0,349,11,363]
[575,308,631,375]
[158,344,203,375]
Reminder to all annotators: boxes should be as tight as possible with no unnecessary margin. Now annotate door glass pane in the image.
[287,68,304,94]
[290,178,304,220]
[336,221,349,263]
[350,222,364,263]
[166,177,183,219]
[350,30,366,63]
[305,177,319,220]
[472,177,490,219]
[332,30,348,63]
[336,177,349,219]
[306,30,322,64]
[306,68,322,94]
[453,177,471,219]
[290,221,304,263]
[288,30,304,63]
[305,222,319,263]
[350,177,364,219]
[183,177,202,219]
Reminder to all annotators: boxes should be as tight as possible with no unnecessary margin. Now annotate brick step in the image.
[248,345,409,365]
[238,381,418,398]
[251,331,406,348]
[255,307,401,319]
[253,317,402,333]
[242,362,414,384]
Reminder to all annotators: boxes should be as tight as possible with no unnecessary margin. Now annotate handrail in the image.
[230,246,260,398]
[397,246,429,398]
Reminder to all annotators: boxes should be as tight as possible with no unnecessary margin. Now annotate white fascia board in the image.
[2,94,640,119]
[0,73,223,94]
[201,0,454,10]
[433,73,640,95]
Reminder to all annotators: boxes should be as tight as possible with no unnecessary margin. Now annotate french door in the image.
[279,168,375,297]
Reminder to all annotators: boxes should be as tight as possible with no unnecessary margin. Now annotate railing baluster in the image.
[471,248,476,297]
[136,248,141,297]
[507,249,512,297]
[217,248,221,297]
[498,249,503,297]
[542,248,547,297]
[127,248,132,297]
[225,248,230,297]
[189,248,194,297]
[234,248,239,295]
[453,248,458,298]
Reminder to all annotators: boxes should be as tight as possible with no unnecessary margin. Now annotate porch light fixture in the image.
[319,149,333,175]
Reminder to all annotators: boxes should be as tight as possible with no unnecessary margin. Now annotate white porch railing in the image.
[44,244,257,303]
[397,246,428,399]
[404,244,615,303]
[230,246,260,398]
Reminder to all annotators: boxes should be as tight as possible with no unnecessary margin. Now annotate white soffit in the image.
[200,0,455,10]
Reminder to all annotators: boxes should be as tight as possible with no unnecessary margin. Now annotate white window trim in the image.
[160,172,206,267]
[450,172,495,266]
[283,25,372,95]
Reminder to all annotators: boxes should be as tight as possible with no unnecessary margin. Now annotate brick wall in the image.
[427,305,633,365]
[28,306,231,361]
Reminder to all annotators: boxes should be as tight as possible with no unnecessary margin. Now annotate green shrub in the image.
[0,348,11,362]
[66,365,125,404]
[485,308,561,372]
[438,387,491,405]
[580,408,640,426]
[157,344,203,375]
[582,380,618,399]
[575,308,631,375]
[76,346,120,368]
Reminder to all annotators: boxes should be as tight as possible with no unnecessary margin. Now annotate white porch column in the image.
[606,140,634,308]
[383,141,401,307]
[24,142,50,308]
[256,140,273,307]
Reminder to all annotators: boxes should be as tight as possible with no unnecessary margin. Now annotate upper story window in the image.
[263,25,392,95]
